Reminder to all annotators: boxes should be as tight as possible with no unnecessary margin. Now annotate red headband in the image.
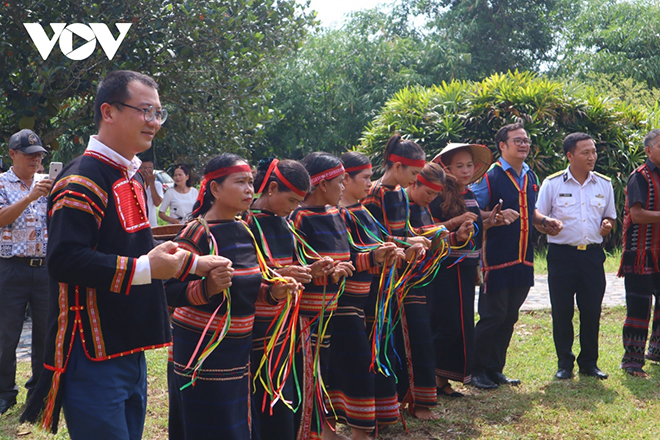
[417,174,443,192]
[344,163,372,174]
[194,164,253,212]
[256,159,307,198]
[310,164,345,186]
[388,153,425,168]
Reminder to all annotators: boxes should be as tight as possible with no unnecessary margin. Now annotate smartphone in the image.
[49,162,63,180]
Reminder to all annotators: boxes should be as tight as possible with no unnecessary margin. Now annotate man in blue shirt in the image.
[471,123,562,389]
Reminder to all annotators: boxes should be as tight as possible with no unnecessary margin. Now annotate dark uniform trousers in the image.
[547,244,606,370]
[473,284,530,374]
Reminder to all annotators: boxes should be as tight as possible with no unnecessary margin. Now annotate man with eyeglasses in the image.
[0,129,52,416]
[22,71,230,439]
[471,122,562,389]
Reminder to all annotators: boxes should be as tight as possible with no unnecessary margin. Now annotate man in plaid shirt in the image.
[0,129,53,416]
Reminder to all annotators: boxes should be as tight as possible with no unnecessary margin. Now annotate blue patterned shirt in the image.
[0,168,49,258]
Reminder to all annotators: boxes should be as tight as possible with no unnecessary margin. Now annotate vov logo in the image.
[23,23,132,61]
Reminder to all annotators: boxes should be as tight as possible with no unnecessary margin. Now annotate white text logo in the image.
[23,23,132,60]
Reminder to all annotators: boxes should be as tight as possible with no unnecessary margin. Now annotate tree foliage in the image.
[260,5,471,158]
[416,0,560,80]
[0,0,313,168]
[358,71,660,246]
[556,0,660,89]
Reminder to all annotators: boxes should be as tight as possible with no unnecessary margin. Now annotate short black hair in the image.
[138,152,154,165]
[494,122,525,154]
[562,132,593,156]
[94,70,159,129]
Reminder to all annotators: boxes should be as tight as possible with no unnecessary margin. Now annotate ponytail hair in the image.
[340,151,372,178]
[191,153,247,218]
[383,133,425,170]
[300,152,344,190]
[254,157,311,196]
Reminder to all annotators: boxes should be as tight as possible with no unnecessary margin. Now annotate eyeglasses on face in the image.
[110,101,168,123]
[510,137,532,147]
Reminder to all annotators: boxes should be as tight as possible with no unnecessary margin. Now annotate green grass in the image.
[534,247,622,275]
[4,307,660,439]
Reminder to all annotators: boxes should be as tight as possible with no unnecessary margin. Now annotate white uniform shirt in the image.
[536,167,616,246]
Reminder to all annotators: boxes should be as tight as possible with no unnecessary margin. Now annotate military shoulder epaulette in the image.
[593,171,611,181]
[546,170,565,180]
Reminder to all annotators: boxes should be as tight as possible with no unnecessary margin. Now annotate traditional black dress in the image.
[326,203,385,432]
[429,189,483,384]
[360,183,409,422]
[289,205,351,440]
[394,201,438,410]
[166,219,263,440]
[246,209,297,440]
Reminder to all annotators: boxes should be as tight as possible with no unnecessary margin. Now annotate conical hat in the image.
[431,143,493,184]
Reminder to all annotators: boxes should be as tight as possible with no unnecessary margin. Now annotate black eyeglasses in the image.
[110,101,168,123]
[510,137,532,147]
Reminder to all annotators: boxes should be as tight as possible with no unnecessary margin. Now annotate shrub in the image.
[358,71,660,246]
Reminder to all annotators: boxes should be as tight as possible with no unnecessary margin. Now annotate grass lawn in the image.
[3,306,659,439]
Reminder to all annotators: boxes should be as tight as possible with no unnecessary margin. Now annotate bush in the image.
[358,71,660,246]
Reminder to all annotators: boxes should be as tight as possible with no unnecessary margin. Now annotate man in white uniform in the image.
[537,132,616,380]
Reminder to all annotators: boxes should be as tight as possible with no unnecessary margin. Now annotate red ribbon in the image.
[344,163,372,174]
[417,174,443,192]
[310,164,345,186]
[388,153,425,168]
[256,159,307,197]
[194,164,253,212]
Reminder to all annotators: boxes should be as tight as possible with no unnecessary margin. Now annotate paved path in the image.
[16,273,626,362]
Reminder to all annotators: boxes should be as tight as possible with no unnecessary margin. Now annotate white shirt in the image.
[159,186,199,222]
[145,180,164,227]
[536,167,616,246]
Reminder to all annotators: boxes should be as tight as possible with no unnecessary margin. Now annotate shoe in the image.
[488,372,521,386]
[555,368,573,380]
[0,398,16,415]
[624,366,648,378]
[470,372,498,390]
[579,367,608,380]
[438,383,464,398]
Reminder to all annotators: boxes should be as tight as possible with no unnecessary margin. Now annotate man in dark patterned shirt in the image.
[0,129,52,416]
[619,128,660,378]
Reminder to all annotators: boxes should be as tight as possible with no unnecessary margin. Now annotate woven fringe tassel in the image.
[40,370,63,432]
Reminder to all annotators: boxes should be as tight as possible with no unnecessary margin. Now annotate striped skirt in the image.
[170,319,253,440]
[395,285,438,409]
[327,305,376,431]
[251,312,297,440]
[430,264,477,383]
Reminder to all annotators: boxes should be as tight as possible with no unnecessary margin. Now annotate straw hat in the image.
[431,143,493,184]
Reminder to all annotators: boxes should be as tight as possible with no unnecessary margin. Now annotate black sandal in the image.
[438,383,464,398]
[624,366,648,377]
